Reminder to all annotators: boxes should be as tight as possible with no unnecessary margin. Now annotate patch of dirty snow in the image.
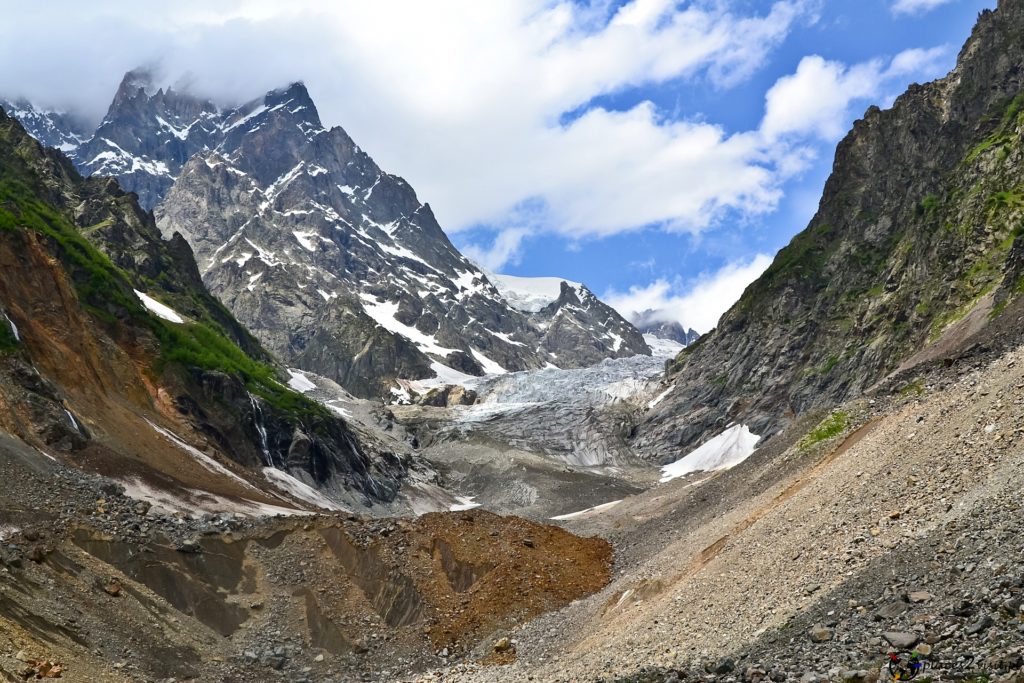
[134,290,184,324]
[449,496,481,511]
[660,424,760,483]
[262,467,348,511]
[286,369,317,393]
[551,499,622,521]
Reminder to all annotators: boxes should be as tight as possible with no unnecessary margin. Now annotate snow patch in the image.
[155,115,191,140]
[551,499,622,521]
[660,424,760,483]
[64,409,80,432]
[449,496,481,511]
[134,290,184,324]
[262,467,348,511]
[286,369,317,393]
[359,294,457,357]
[223,104,267,132]
[4,314,18,341]
[120,477,311,518]
[470,348,507,375]
[293,230,318,252]
[647,385,675,409]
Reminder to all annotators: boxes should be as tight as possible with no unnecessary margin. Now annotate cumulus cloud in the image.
[761,46,949,141]
[604,254,773,333]
[462,227,533,272]
[0,1,956,313]
[0,0,814,241]
[891,0,957,16]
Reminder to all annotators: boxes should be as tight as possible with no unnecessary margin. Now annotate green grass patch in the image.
[153,319,326,420]
[79,217,114,236]
[798,411,849,450]
[989,298,1009,320]
[806,355,840,377]
[987,190,1024,211]
[898,379,925,398]
[915,194,940,218]
[965,92,1024,165]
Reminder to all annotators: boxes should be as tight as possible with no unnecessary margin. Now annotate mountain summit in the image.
[2,76,650,397]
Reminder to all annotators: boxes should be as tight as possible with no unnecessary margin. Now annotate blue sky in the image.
[449,0,995,331]
[0,0,998,332]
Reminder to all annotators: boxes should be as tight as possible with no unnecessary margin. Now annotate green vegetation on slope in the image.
[798,411,849,451]
[0,314,18,354]
[965,92,1024,164]
[0,135,326,421]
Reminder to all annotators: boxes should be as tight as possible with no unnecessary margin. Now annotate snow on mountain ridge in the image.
[4,71,653,398]
[491,273,584,313]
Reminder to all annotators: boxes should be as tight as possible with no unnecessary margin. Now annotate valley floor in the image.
[2,336,1023,682]
[406,337,1024,682]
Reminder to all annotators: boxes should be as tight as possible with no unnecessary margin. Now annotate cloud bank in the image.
[0,1,955,328]
[0,0,816,241]
[604,254,773,333]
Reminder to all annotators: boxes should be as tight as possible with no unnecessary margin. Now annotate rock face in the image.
[2,72,650,399]
[639,0,1024,460]
[0,98,89,152]
[0,108,409,508]
[70,69,224,211]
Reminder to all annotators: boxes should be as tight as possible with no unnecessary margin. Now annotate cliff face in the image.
[0,109,411,509]
[639,0,1024,461]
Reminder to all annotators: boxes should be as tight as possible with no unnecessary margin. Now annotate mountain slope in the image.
[0,98,88,152]
[639,0,1024,461]
[3,74,651,399]
[0,107,412,510]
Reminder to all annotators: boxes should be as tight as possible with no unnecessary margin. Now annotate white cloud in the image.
[761,46,950,141]
[0,1,954,266]
[604,254,773,333]
[462,227,532,272]
[891,0,957,16]
[0,0,814,242]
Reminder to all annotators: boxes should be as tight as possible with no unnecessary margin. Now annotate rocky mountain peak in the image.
[110,68,157,107]
[0,97,88,152]
[3,69,652,397]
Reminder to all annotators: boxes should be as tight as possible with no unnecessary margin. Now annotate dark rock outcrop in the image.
[0,107,407,507]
